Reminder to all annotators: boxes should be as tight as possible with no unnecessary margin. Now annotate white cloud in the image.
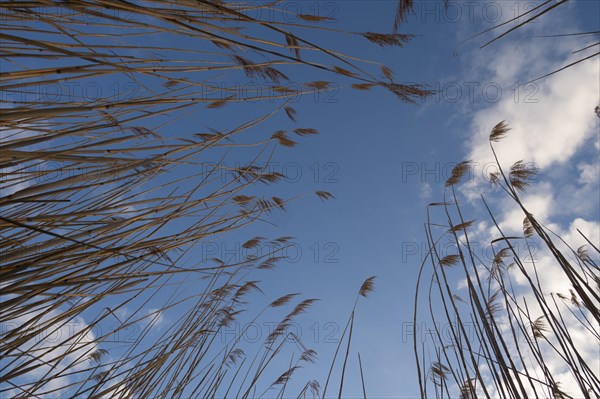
[577,161,600,185]
[0,304,99,398]
[145,307,166,328]
[466,55,599,185]
[418,182,432,199]
[459,3,600,202]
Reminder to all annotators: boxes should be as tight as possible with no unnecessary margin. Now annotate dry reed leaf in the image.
[351,83,377,91]
[509,160,537,191]
[273,366,300,385]
[381,65,394,81]
[445,161,471,187]
[332,66,357,77]
[531,316,548,339]
[242,237,265,249]
[207,95,235,109]
[284,106,297,122]
[271,130,297,147]
[290,298,319,317]
[285,33,301,59]
[449,220,475,233]
[304,81,331,90]
[272,196,285,210]
[489,120,510,142]
[298,14,335,22]
[359,276,376,297]
[299,349,318,363]
[523,216,535,238]
[270,293,299,307]
[393,0,415,32]
[430,361,449,381]
[439,254,460,267]
[362,32,414,47]
[293,128,318,136]
[315,191,335,201]
[576,245,590,261]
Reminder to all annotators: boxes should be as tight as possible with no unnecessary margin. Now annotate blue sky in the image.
[224,1,599,397]
[1,1,599,398]
[218,2,599,397]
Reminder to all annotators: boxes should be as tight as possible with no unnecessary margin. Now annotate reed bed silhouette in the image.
[413,121,599,399]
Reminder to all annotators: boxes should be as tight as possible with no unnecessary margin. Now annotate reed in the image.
[413,121,599,399]
[0,2,423,397]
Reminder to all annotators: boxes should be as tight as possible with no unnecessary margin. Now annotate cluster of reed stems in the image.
[413,121,599,399]
[0,1,425,397]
